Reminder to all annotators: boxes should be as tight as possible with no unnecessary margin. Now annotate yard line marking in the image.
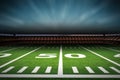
[104,47,120,52]
[98,67,109,73]
[1,66,14,73]
[0,47,40,69]
[110,67,120,73]
[72,66,79,73]
[83,47,120,67]
[0,48,17,53]
[31,66,40,73]
[0,74,120,78]
[45,66,52,73]
[85,67,95,73]
[58,45,63,76]
[17,66,28,73]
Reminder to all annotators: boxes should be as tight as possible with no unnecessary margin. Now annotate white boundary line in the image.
[58,45,63,76]
[0,47,40,69]
[0,46,120,78]
[0,74,120,78]
[82,47,120,67]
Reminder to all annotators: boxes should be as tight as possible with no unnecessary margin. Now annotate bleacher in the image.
[0,34,120,45]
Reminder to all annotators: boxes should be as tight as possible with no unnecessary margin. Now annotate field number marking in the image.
[0,47,40,69]
[0,53,12,58]
[65,54,86,58]
[36,54,57,58]
[36,53,86,58]
[114,54,120,58]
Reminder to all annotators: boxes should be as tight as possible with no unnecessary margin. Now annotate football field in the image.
[0,45,120,78]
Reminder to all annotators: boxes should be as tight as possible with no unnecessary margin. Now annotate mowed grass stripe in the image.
[0,47,40,69]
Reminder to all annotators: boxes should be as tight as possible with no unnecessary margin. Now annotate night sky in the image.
[0,0,120,34]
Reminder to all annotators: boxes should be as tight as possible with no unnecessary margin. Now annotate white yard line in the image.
[82,47,120,67]
[45,66,52,73]
[104,47,120,52]
[0,48,17,53]
[110,67,120,73]
[58,45,63,76]
[17,66,28,73]
[72,67,79,73]
[0,47,40,69]
[1,46,120,78]
[1,66,15,73]
[98,67,109,73]
[0,74,120,78]
[31,66,40,73]
[85,67,95,73]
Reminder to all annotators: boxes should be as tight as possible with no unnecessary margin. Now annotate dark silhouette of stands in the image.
[0,34,120,45]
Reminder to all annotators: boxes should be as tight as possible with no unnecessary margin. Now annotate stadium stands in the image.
[0,34,120,45]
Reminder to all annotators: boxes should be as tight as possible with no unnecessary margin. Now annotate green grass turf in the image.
[0,47,38,65]
[0,45,59,74]
[0,45,120,80]
[0,46,14,52]
[85,45,120,64]
[63,45,120,74]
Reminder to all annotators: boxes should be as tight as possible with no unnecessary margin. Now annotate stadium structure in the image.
[0,34,120,45]
[0,33,120,80]
[0,0,120,80]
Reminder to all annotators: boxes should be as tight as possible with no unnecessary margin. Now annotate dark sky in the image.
[0,0,120,34]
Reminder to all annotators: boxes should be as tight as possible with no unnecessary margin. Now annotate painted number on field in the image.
[0,53,12,58]
[36,53,57,58]
[36,53,86,58]
[114,54,120,58]
[65,53,86,58]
